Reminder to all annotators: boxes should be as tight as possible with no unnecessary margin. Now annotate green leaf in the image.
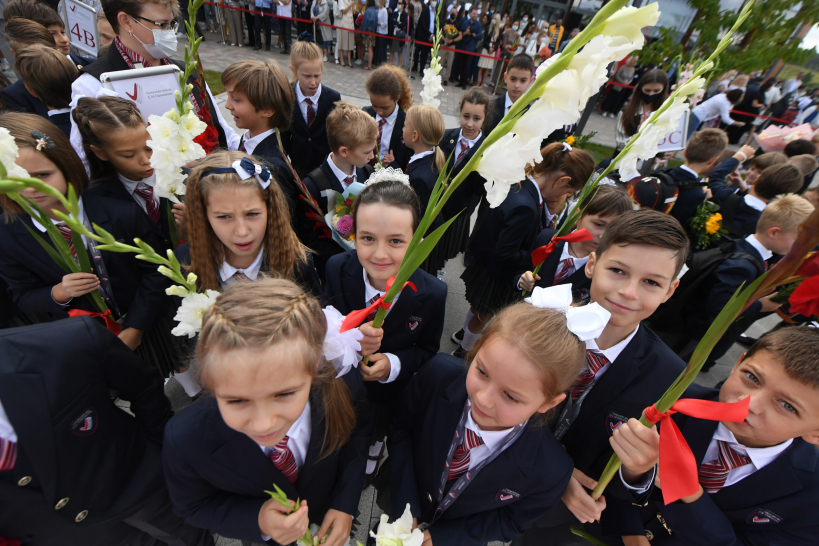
[167,202,181,248]
[19,221,73,273]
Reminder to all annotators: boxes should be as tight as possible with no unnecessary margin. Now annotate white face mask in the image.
[430,1,436,7]
[512,24,518,30]
[132,19,178,59]
[539,37,547,44]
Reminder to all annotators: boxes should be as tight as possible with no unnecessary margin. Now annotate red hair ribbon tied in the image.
[643,396,750,505]
[531,229,593,267]
[68,309,122,335]
[340,276,417,332]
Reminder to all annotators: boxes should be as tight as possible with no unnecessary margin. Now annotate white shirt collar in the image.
[376,104,400,126]
[32,198,86,234]
[327,153,356,189]
[47,107,72,116]
[504,93,514,114]
[745,234,773,261]
[744,192,767,212]
[465,402,518,452]
[0,399,17,443]
[679,165,699,179]
[586,324,640,364]
[558,239,590,269]
[219,246,265,283]
[408,149,434,166]
[458,129,482,148]
[362,267,403,309]
[117,172,156,196]
[712,422,792,472]
[296,82,322,106]
[260,399,312,469]
[241,128,276,156]
[526,176,543,206]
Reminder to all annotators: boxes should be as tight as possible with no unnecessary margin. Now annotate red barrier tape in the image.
[204,1,508,60]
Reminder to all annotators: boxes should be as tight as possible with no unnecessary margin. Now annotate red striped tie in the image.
[545,214,556,230]
[569,350,609,402]
[134,184,160,225]
[552,258,575,286]
[0,437,16,471]
[370,118,386,166]
[269,436,299,484]
[447,428,484,481]
[239,139,247,153]
[456,140,469,162]
[56,224,77,257]
[698,440,752,494]
[364,294,380,323]
[305,99,316,127]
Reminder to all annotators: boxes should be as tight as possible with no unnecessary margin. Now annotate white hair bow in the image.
[68,87,121,109]
[524,285,611,341]
[322,306,364,378]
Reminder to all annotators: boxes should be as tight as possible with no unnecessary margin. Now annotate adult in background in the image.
[547,15,563,54]
[688,88,746,140]
[557,26,577,53]
[411,0,436,77]
[440,6,461,86]
[312,0,333,60]
[297,0,311,35]
[277,0,293,54]
[600,56,636,118]
[222,0,244,46]
[476,12,498,88]
[335,0,355,66]
[390,0,410,66]
[253,0,272,49]
[456,5,481,89]
[614,68,668,154]
[726,76,766,144]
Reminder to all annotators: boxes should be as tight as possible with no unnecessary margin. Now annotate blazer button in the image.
[644,529,654,541]
[17,476,32,486]
[308,138,312,142]
[75,510,88,522]
[55,497,70,510]
[427,493,432,501]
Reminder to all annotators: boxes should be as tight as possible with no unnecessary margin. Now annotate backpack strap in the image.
[306,166,333,215]
[725,252,765,277]
[653,167,700,188]
[718,192,745,238]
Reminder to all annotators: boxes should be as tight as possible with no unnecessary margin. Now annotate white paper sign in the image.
[656,108,690,152]
[62,0,99,57]
[101,68,182,121]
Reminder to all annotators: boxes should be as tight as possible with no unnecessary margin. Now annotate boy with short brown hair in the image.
[14,44,78,137]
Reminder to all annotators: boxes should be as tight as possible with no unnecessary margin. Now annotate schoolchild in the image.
[363,64,414,170]
[484,53,533,135]
[12,44,77,138]
[0,18,58,117]
[163,279,371,546]
[282,39,342,178]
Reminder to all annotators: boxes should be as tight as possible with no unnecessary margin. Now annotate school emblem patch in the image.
[496,489,520,503]
[70,409,97,436]
[407,316,423,333]
[746,509,783,525]
[606,411,628,436]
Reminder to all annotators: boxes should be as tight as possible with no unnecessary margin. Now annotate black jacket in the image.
[438,128,486,219]
[0,80,48,116]
[363,105,412,171]
[281,83,341,175]
[513,228,592,299]
[407,153,444,231]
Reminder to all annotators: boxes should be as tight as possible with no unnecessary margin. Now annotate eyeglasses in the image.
[132,15,178,32]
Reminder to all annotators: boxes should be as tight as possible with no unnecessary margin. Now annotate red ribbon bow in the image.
[531,229,593,267]
[643,396,750,505]
[340,276,417,332]
[790,253,819,317]
[68,309,122,336]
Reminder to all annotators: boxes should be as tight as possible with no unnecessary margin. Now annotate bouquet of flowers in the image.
[325,181,366,250]
[443,23,459,40]
[754,123,817,153]
[689,200,726,249]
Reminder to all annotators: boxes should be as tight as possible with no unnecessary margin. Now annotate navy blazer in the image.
[438,128,486,219]
[322,250,447,403]
[665,166,703,229]
[484,94,507,137]
[705,238,765,319]
[363,105,412,172]
[407,153,444,231]
[0,194,170,331]
[388,355,574,546]
[243,132,301,218]
[513,228,591,299]
[0,317,171,536]
[84,177,173,250]
[46,111,72,139]
[0,80,48,116]
[632,386,819,546]
[163,372,371,542]
[282,83,341,176]
[708,157,761,238]
[467,180,541,284]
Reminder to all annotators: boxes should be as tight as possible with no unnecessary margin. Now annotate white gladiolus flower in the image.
[178,109,208,141]
[370,504,424,546]
[148,145,176,173]
[597,3,660,43]
[154,172,187,204]
[166,285,190,297]
[0,127,30,179]
[421,65,443,109]
[171,289,220,338]
[146,114,180,142]
[147,106,208,205]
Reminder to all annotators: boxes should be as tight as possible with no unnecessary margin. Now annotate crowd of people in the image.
[1,0,819,545]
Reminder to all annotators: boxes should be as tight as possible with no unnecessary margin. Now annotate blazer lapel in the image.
[433,375,469,483]
[291,83,309,132]
[383,273,422,337]
[712,445,806,510]
[391,109,406,151]
[12,219,70,279]
[292,392,325,496]
[321,161,346,193]
[341,253,367,313]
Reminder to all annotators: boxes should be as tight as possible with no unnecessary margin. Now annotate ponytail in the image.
[405,104,446,174]
[524,142,595,192]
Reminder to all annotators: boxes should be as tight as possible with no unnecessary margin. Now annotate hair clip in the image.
[202,158,272,189]
[364,166,411,187]
[31,131,55,152]
[562,142,573,152]
[525,285,611,341]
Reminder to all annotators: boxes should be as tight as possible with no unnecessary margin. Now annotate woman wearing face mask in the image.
[614,68,669,153]
[69,0,237,166]
[390,0,411,66]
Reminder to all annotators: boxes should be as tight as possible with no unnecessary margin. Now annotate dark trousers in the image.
[458,50,474,85]
[244,8,256,46]
[254,6,272,47]
[376,35,388,65]
[412,42,430,72]
[280,17,291,50]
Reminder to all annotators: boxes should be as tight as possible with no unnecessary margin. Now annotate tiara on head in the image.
[364,166,411,187]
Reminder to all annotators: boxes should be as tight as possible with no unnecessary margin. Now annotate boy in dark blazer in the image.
[281,78,342,179]
[483,54,534,135]
[0,316,213,545]
[608,327,819,545]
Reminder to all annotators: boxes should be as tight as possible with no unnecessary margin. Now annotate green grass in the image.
[204,70,225,95]
[777,64,819,85]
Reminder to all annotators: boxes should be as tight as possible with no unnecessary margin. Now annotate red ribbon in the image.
[643,397,750,505]
[340,276,417,332]
[788,253,819,317]
[68,308,122,336]
[531,229,594,267]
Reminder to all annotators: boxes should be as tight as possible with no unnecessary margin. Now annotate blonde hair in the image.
[289,39,323,82]
[405,104,445,173]
[757,194,814,234]
[789,154,819,176]
[14,44,77,109]
[326,101,379,153]
[468,303,586,425]
[196,278,356,457]
[183,150,308,291]
[222,59,294,131]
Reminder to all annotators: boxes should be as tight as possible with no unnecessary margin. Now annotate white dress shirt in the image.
[504,93,514,115]
[362,269,402,384]
[407,149,434,166]
[745,234,773,261]
[457,129,482,157]
[117,172,159,214]
[703,423,792,489]
[377,7,388,34]
[553,241,589,283]
[744,193,767,212]
[0,399,17,443]
[376,105,399,161]
[47,107,71,117]
[692,93,737,126]
[678,165,699,179]
[327,153,356,190]
[260,400,312,469]
[240,128,276,156]
[219,246,264,286]
[527,176,543,207]
[465,403,524,470]
[296,83,322,125]
[584,325,640,381]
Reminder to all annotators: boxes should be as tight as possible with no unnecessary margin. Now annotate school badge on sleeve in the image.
[496,489,520,503]
[70,409,98,436]
[746,509,783,525]
[605,411,628,436]
[407,316,423,333]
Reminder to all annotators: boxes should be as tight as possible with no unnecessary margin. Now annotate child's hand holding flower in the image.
[314,509,353,546]
[360,353,391,382]
[258,498,310,546]
[561,468,606,523]
[358,321,384,356]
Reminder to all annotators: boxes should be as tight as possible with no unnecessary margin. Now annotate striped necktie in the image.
[232,271,251,283]
[56,224,77,257]
[698,441,752,494]
[343,174,355,188]
[545,214,556,230]
[134,183,160,225]
[456,140,469,162]
[305,98,316,127]
[239,138,247,153]
[370,118,387,166]
[552,258,575,286]
[269,436,299,484]
[569,350,609,402]
[364,294,380,323]
[0,437,16,471]
[447,428,484,481]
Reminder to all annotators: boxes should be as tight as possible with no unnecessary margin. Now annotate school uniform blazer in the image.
[162,372,372,542]
[706,237,765,319]
[438,128,486,219]
[666,167,703,229]
[282,83,341,174]
[407,153,444,231]
[483,95,507,137]
[47,111,72,139]
[322,250,447,403]
[630,386,819,545]
[467,180,540,284]
[363,106,412,172]
[68,53,94,69]
[388,354,574,546]
[245,131,300,218]
[0,80,49,116]
[0,194,170,331]
[707,157,761,238]
[512,228,591,297]
[0,317,171,533]
[85,177,173,250]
